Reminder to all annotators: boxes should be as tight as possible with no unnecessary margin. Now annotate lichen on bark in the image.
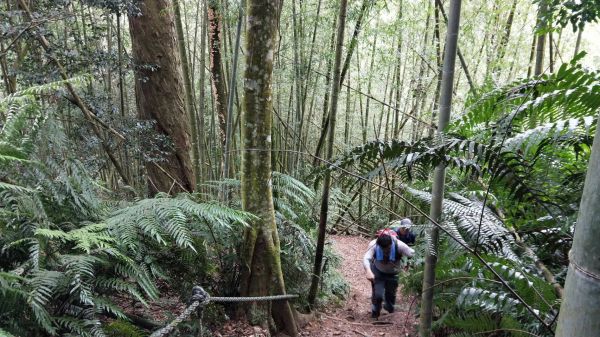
[238,0,298,335]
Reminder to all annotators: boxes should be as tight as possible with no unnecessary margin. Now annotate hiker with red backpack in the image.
[362,228,415,318]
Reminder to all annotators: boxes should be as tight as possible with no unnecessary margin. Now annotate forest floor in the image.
[135,235,418,336]
[297,235,418,337]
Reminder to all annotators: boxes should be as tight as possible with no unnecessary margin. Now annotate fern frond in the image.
[404,186,517,260]
[26,270,62,334]
[503,115,597,154]
[452,60,600,137]
[457,287,520,314]
[93,297,127,320]
[0,75,92,106]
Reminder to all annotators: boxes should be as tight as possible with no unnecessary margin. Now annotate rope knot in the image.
[191,286,209,304]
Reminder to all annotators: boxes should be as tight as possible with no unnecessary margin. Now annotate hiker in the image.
[363,228,415,318]
[391,218,416,246]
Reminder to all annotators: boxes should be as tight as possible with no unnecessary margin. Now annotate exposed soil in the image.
[298,235,418,337]
[128,235,418,336]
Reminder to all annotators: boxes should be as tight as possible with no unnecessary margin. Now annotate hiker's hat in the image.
[398,218,413,229]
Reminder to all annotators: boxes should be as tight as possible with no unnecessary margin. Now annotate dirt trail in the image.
[299,235,417,337]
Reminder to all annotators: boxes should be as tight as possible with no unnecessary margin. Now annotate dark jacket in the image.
[396,230,416,245]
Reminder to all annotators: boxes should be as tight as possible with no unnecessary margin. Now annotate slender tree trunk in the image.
[419,0,462,335]
[549,32,554,72]
[117,13,126,116]
[430,0,443,137]
[555,109,600,336]
[238,0,297,335]
[527,35,536,78]
[129,0,195,194]
[312,13,338,166]
[174,0,201,188]
[308,0,348,307]
[339,0,370,84]
[301,0,322,123]
[223,1,244,180]
[208,0,228,146]
[364,31,378,143]
[434,0,475,93]
[196,0,208,188]
[344,72,351,144]
[291,0,303,169]
[105,11,113,101]
[314,0,369,162]
[534,1,547,76]
[573,28,583,58]
[493,0,517,74]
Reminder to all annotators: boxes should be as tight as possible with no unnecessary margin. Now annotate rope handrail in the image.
[149,286,298,337]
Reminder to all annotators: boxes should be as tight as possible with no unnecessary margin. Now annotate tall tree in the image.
[314,0,370,162]
[173,0,201,188]
[534,1,548,76]
[128,0,195,194]
[308,0,348,307]
[555,109,600,336]
[238,0,297,334]
[208,0,228,146]
[419,0,463,335]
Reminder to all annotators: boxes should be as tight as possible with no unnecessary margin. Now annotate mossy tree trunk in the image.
[238,0,297,335]
[128,0,195,195]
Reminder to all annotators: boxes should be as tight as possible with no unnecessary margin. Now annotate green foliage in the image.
[403,187,517,260]
[105,320,146,337]
[452,57,600,137]
[107,194,252,255]
[0,79,262,336]
[544,0,600,30]
[363,60,597,335]
[201,173,347,306]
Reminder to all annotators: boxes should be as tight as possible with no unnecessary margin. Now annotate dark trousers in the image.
[370,264,398,313]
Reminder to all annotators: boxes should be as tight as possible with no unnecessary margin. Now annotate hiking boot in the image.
[383,304,394,313]
[371,304,381,318]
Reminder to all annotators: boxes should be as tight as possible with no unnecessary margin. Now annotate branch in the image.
[17,0,130,186]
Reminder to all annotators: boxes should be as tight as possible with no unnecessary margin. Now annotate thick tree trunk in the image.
[238,0,297,335]
[308,0,348,307]
[555,109,600,336]
[419,0,462,336]
[129,0,195,194]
